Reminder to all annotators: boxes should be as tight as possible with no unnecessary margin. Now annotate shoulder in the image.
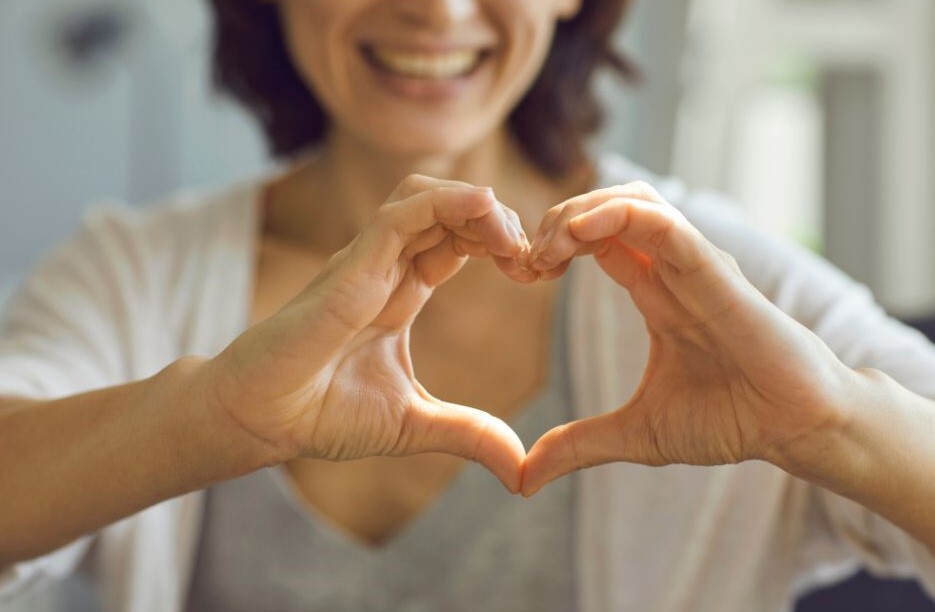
[76,179,259,269]
[3,178,261,345]
[24,179,259,301]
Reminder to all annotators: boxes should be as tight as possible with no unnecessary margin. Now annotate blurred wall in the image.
[0,0,267,304]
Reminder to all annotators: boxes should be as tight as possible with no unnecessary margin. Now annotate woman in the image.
[1,0,934,610]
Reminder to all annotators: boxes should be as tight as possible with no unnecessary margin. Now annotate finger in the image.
[402,224,449,259]
[285,188,500,356]
[529,181,665,259]
[592,239,699,332]
[591,239,651,289]
[501,204,527,244]
[404,396,527,493]
[464,203,528,259]
[493,254,539,284]
[528,187,639,268]
[450,235,491,258]
[567,197,698,273]
[380,235,480,326]
[537,259,572,282]
[521,409,640,497]
[529,208,589,273]
[569,199,754,327]
[388,175,527,259]
[351,187,514,282]
[413,234,471,288]
[528,214,604,275]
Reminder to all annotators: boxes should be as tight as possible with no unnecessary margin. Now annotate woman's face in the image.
[278,0,581,158]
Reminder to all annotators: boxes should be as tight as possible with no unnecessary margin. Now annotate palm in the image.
[288,263,444,461]
[208,176,531,491]
[521,182,850,494]
[617,269,836,467]
[306,332,417,459]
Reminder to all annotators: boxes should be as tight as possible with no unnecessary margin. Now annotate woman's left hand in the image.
[520,182,857,496]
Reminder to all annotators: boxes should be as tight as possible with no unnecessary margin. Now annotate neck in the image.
[266,126,589,253]
[322,126,516,211]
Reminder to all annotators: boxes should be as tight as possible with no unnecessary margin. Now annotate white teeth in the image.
[370,48,482,80]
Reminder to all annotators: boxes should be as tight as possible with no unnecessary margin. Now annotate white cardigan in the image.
[2,154,934,611]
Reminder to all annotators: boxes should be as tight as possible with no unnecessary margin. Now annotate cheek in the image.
[490,4,557,105]
[278,1,357,108]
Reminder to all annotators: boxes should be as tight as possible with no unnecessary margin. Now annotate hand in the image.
[521,182,853,495]
[205,175,532,491]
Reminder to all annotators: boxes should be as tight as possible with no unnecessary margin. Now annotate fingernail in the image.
[517,243,532,270]
[501,215,522,244]
[496,200,525,244]
[532,258,552,272]
[538,225,557,255]
[507,210,525,239]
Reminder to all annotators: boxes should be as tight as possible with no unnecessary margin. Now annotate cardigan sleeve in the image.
[0,206,144,601]
[677,189,935,598]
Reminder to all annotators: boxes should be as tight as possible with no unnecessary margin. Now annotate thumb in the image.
[402,396,527,493]
[521,407,651,497]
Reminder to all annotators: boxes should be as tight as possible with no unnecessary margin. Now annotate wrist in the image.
[766,363,868,487]
[149,357,284,482]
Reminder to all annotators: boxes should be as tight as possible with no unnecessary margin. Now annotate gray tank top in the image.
[186,274,576,612]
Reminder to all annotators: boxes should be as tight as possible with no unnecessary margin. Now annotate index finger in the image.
[567,197,703,274]
[355,186,524,275]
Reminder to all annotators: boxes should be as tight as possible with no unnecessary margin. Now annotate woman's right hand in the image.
[204,175,532,491]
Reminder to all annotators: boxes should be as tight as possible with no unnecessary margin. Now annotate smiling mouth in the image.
[363,45,490,80]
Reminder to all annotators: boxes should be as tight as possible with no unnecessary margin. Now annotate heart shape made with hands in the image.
[299,178,703,499]
[231,175,802,504]
[450,179,716,497]
[487,178,806,498]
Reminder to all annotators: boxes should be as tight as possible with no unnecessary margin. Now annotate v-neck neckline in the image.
[261,266,571,558]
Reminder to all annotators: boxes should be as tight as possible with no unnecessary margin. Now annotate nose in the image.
[394,0,479,28]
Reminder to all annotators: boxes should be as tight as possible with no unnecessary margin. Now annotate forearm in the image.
[774,367,935,553]
[0,357,275,565]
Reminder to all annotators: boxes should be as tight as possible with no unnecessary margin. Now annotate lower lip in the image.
[362,50,490,102]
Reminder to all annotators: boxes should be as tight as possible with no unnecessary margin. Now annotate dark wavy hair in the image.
[207,0,636,177]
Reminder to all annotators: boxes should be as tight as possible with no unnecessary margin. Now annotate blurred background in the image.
[1,0,933,610]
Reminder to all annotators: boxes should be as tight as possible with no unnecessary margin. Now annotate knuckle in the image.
[604,197,630,222]
[372,203,396,225]
[370,205,408,245]
[456,194,494,224]
[370,206,395,232]
[627,180,665,203]
[469,416,493,462]
[556,205,577,225]
[558,423,584,468]
[390,173,431,200]
[647,217,675,248]
[450,236,470,257]
[539,206,564,231]
[400,173,429,192]
[720,249,741,273]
